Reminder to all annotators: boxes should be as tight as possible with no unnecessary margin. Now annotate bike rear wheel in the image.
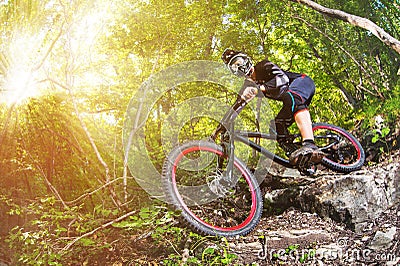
[162,140,263,237]
[312,123,365,173]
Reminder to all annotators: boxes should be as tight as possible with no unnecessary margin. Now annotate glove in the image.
[241,86,258,102]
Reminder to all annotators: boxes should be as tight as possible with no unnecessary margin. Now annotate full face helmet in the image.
[221,48,253,77]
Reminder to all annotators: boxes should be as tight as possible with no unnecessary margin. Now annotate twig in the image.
[165,238,181,256]
[64,176,135,205]
[61,209,138,251]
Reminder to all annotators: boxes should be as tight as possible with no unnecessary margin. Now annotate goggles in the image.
[228,54,253,77]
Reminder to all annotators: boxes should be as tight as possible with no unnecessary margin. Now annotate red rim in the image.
[313,125,362,167]
[171,145,258,232]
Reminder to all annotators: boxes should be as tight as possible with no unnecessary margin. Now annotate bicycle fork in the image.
[216,121,236,187]
[226,122,235,182]
[216,99,247,186]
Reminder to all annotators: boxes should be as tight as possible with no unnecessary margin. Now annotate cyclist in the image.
[221,48,325,167]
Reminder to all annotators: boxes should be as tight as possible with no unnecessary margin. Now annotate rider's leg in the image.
[272,93,294,141]
[290,109,325,166]
[279,76,325,166]
[290,108,325,166]
[294,109,314,141]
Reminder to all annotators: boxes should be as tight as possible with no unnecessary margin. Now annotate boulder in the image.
[262,161,400,232]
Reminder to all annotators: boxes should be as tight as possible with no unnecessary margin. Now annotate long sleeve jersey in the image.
[253,59,303,100]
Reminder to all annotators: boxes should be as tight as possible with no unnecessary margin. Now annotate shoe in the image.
[289,142,325,166]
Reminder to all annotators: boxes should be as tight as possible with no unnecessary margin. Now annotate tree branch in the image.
[61,209,139,251]
[290,0,400,54]
[64,176,137,206]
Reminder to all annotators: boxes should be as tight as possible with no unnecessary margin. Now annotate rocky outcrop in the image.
[246,157,400,265]
[263,160,400,232]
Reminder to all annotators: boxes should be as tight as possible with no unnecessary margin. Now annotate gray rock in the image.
[263,161,400,232]
[368,227,397,250]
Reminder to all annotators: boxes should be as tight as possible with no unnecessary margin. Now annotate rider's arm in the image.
[255,61,289,100]
[238,79,259,102]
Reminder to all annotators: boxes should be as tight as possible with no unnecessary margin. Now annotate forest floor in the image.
[116,204,399,265]
[229,205,399,265]
[118,152,400,265]
[0,154,399,265]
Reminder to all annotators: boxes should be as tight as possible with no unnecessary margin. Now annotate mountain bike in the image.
[162,99,365,237]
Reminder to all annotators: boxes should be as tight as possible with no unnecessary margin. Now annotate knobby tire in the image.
[162,140,263,237]
[312,123,365,173]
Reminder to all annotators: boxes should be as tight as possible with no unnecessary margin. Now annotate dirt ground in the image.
[229,204,399,265]
[104,203,399,265]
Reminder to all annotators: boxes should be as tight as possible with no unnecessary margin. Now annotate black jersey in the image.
[253,59,303,100]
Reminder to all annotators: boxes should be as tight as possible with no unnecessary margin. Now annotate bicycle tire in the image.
[162,140,263,237]
[312,123,365,173]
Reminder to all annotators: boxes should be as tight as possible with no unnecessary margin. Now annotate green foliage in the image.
[6,197,73,265]
[112,205,183,242]
[286,244,300,254]
[0,94,103,203]
[371,127,390,144]
[299,249,316,263]
[0,0,399,264]
[358,83,400,158]
[163,235,239,266]
[5,195,124,265]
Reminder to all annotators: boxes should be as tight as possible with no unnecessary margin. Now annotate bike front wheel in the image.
[162,140,263,237]
[313,123,365,173]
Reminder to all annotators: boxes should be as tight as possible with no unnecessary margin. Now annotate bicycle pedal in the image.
[299,164,317,176]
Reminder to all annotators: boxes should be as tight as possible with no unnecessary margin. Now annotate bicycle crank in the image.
[296,161,317,176]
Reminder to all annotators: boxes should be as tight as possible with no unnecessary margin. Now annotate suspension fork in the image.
[225,121,235,182]
[216,118,236,184]
[215,99,247,183]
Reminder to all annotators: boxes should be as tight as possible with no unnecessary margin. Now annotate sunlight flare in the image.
[1,32,45,106]
[3,67,39,105]
[0,0,118,106]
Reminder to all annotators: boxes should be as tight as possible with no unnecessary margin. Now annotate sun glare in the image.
[0,31,45,106]
[3,67,40,106]
[0,0,119,106]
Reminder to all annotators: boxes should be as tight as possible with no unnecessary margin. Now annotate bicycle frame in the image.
[233,130,293,168]
[213,100,297,182]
